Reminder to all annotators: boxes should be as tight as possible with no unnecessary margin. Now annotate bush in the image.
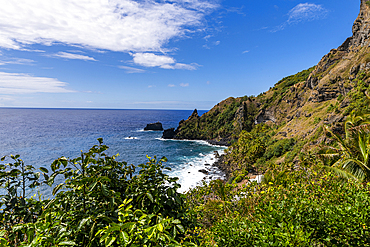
[0,139,196,246]
[192,169,370,246]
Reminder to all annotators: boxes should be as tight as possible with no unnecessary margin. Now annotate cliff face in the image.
[352,0,370,48]
[175,1,370,144]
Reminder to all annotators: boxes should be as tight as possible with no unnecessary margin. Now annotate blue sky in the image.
[0,0,360,110]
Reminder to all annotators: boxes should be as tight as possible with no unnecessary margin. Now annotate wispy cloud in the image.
[242,50,249,54]
[168,84,175,87]
[273,3,327,32]
[0,0,217,53]
[0,58,35,66]
[49,52,97,61]
[132,53,198,70]
[180,83,189,87]
[0,72,75,94]
[118,65,145,74]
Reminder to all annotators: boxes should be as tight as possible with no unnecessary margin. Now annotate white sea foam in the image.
[124,137,138,140]
[156,138,228,148]
[169,149,226,193]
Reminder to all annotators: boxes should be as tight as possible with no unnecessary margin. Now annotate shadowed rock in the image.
[162,128,176,139]
[144,122,163,131]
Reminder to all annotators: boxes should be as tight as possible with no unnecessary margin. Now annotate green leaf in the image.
[171,219,181,224]
[77,218,90,231]
[59,241,76,246]
[53,183,64,196]
[176,224,185,234]
[120,231,130,245]
[105,236,116,247]
[147,192,154,203]
[88,181,98,192]
[40,167,49,173]
[157,223,164,232]
[101,184,109,197]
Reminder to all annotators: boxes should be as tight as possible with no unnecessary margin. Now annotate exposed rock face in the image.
[172,0,370,142]
[162,128,176,139]
[189,109,199,119]
[351,0,370,48]
[144,122,163,131]
[255,109,276,124]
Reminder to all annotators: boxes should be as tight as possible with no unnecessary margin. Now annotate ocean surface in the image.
[0,108,226,197]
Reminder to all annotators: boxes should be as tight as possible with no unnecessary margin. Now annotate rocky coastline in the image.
[210,153,232,180]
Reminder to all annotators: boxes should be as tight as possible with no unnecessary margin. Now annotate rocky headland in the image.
[167,0,370,179]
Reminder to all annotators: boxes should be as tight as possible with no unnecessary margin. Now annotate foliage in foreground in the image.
[0,139,196,246]
[187,166,370,246]
[2,121,370,246]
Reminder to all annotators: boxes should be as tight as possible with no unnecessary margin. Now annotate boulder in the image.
[198,169,209,175]
[162,128,176,139]
[144,122,163,131]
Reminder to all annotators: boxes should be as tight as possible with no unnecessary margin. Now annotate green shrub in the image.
[1,139,195,246]
[193,169,370,246]
[313,117,321,124]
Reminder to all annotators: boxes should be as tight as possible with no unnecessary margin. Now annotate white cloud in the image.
[180,83,189,87]
[0,72,75,94]
[0,0,217,52]
[214,41,220,45]
[132,53,198,70]
[273,3,327,32]
[242,50,249,54]
[168,84,175,87]
[118,65,145,73]
[50,52,97,61]
[132,53,175,67]
[0,58,35,65]
[287,3,327,24]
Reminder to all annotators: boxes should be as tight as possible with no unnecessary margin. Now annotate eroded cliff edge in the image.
[172,0,370,147]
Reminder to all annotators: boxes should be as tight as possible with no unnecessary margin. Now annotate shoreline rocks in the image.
[206,139,231,147]
[162,128,176,139]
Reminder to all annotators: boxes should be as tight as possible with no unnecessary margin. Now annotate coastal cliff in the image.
[171,0,370,177]
[174,0,370,144]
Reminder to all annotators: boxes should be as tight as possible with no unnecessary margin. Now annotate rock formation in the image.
[144,122,163,131]
[172,0,370,142]
[162,128,176,139]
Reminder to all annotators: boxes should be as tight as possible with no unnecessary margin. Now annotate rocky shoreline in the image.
[210,153,232,180]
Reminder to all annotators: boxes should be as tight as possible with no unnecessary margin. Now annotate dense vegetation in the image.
[0,139,197,246]
[2,107,370,246]
[175,97,258,142]
[3,27,370,245]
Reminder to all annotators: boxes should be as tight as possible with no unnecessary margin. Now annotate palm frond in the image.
[320,165,358,181]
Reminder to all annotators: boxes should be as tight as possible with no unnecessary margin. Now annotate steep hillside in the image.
[174,0,370,147]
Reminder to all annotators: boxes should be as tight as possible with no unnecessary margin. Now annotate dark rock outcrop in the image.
[255,109,276,124]
[144,122,163,131]
[207,139,231,146]
[198,169,209,175]
[162,128,176,139]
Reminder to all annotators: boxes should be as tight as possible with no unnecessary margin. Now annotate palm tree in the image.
[320,112,370,182]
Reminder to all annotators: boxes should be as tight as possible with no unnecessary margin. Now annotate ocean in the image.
[0,108,226,197]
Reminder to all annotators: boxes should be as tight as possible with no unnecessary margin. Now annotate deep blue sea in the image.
[0,108,226,197]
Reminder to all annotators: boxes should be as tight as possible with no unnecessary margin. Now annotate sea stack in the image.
[144,122,163,131]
